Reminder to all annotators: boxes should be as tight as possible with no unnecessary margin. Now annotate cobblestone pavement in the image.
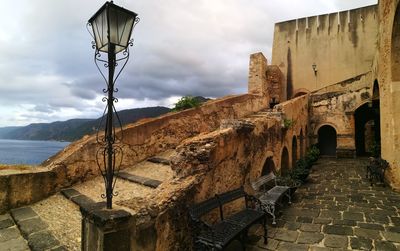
[246,158,400,251]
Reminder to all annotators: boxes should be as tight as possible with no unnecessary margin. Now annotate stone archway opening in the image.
[355,101,379,156]
[281,147,289,176]
[318,125,337,156]
[292,136,297,166]
[392,4,400,81]
[261,157,275,175]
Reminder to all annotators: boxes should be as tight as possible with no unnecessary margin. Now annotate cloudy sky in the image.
[0,0,377,127]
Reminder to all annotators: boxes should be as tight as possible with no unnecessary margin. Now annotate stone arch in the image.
[300,129,304,158]
[355,103,379,156]
[281,146,290,176]
[292,88,310,98]
[317,125,337,156]
[392,3,400,81]
[261,157,276,175]
[292,136,298,167]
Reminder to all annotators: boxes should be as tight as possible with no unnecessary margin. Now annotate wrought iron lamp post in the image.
[88,1,139,209]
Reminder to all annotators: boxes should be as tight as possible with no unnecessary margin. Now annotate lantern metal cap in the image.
[88,1,138,24]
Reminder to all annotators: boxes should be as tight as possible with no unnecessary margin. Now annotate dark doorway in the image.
[281,147,289,175]
[355,100,380,156]
[318,125,337,156]
[261,157,275,175]
[292,136,297,166]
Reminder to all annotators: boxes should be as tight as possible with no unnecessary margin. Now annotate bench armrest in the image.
[245,194,263,209]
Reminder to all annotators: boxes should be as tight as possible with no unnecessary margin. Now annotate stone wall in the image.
[126,95,310,250]
[309,72,373,157]
[376,0,400,190]
[0,94,269,213]
[271,5,379,95]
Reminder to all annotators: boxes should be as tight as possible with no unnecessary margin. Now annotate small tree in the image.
[172,96,201,111]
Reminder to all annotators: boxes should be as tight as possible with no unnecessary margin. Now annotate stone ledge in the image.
[117,171,162,188]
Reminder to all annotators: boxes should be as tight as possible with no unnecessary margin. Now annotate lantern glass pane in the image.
[109,7,135,53]
[91,10,108,52]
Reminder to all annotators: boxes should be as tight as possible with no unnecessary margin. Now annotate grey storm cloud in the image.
[0,0,377,126]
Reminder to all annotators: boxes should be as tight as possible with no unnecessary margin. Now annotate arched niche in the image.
[292,136,297,167]
[261,157,276,175]
[318,125,337,156]
[281,147,290,175]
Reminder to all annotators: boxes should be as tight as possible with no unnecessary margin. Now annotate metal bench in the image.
[366,157,389,186]
[189,187,267,250]
[251,172,291,225]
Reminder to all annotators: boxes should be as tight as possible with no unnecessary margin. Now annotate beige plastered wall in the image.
[271,5,379,96]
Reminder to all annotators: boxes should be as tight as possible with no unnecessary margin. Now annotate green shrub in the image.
[172,96,201,112]
[305,145,320,164]
[290,159,310,182]
[283,119,295,129]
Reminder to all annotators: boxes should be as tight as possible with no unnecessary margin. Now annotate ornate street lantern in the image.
[88,1,139,209]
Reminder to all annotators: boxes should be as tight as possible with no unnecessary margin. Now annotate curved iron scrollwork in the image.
[87,16,140,208]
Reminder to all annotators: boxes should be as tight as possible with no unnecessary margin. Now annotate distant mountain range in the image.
[0,96,211,142]
[0,107,171,142]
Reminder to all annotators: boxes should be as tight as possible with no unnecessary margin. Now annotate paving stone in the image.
[332,219,357,226]
[284,222,301,230]
[274,229,298,242]
[313,218,331,224]
[343,211,364,221]
[385,226,400,233]
[382,231,400,242]
[257,238,279,250]
[28,231,60,251]
[390,216,400,225]
[10,207,38,223]
[320,210,342,219]
[375,240,398,251]
[323,234,348,248]
[323,225,353,235]
[17,217,48,238]
[354,227,382,240]
[309,247,331,251]
[276,241,308,251]
[0,214,15,230]
[350,237,372,250]
[366,213,390,224]
[300,223,321,232]
[297,232,324,244]
[297,216,313,223]
[357,222,385,230]
[0,227,21,242]
[2,237,30,251]
[51,246,68,251]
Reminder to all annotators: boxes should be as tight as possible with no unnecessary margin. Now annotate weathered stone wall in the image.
[309,72,373,157]
[376,0,400,190]
[271,5,379,95]
[248,52,285,102]
[129,95,309,250]
[0,94,269,213]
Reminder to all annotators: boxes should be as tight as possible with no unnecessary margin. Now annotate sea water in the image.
[0,139,70,165]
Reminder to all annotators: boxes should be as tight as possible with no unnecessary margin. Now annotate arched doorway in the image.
[392,4,400,81]
[292,136,297,166]
[261,157,275,175]
[318,125,337,156]
[281,147,289,176]
[300,129,304,158]
[354,101,379,156]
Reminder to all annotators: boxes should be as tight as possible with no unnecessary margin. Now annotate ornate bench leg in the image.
[286,191,292,205]
[263,217,268,244]
[262,203,276,225]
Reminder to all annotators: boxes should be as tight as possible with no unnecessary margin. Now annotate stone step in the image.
[147,157,170,165]
[116,172,162,188]
[30,193,81,250]
[8,205,68,251]
[123,159,174,183]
